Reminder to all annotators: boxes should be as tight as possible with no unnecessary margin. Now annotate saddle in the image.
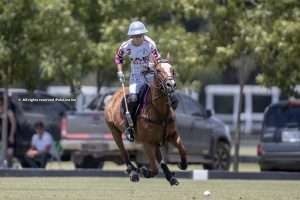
[121,84,150,124]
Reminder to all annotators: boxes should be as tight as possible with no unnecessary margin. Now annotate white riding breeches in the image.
[128,63,155,94]
[129,72,154,94]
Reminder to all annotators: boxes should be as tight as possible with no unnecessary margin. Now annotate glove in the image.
[117,71,125,83]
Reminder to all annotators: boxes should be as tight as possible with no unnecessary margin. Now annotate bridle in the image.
[139,59,176,144]
[142,59,176,97]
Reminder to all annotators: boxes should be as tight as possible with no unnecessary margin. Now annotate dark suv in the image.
[0,89,74,163]
[258,100,300,171]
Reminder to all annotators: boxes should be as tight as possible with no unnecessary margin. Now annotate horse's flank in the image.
[104,88,126,133]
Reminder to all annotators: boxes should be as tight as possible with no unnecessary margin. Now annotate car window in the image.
[180,94,204,116]
[264,105,300,127]
[87,93,113,111]
[87,96,100,110]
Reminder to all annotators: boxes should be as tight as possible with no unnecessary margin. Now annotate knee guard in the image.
[127,94,138,116]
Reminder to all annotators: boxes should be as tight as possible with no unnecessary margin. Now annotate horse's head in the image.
[153,59,176,95]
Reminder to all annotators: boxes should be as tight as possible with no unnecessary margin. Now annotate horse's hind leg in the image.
[169,131,188,170]
[107,122,139,182]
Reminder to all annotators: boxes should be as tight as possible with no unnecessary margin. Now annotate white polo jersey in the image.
[115,36,161,94]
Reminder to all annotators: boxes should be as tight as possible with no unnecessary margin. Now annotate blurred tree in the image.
[151,25,205,90]
[1,0,299,97]
[33,0,92,95]
[202,0,258,172]
[0,0,92,95]
[70,0,110,93]
[176,0,300,95]
[254,0,300,96]
[176,0,300,171]
[0,0,40,90]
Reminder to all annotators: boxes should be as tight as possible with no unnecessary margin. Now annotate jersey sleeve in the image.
[150,43,161,61]
[114,42,127,65]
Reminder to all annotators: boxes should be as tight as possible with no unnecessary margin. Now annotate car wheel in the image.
[74,156,104,169]
[60,152,71,161]
[203,141,231,170]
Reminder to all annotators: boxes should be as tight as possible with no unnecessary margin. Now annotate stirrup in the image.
[125,127,135,142]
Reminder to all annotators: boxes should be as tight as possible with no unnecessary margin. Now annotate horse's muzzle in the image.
[165,79,176,93]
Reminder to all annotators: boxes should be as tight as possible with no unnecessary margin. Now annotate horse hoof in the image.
[140,166,151,178]
[130,171,140,182]
[178,161,188,170]
[169,177,179,186]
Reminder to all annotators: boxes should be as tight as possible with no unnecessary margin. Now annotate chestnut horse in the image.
[104,59,187,185]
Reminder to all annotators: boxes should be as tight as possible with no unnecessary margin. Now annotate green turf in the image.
[0,178,299,200]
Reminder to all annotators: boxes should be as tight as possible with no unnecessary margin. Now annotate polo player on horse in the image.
[115,21,177,142]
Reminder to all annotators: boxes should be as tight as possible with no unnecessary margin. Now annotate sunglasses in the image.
[131,34,143,38]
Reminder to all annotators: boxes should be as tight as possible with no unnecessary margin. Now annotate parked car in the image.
[258,100,300,171]
[61,91,232,170]
[171,92,232,170]
[60,92,134,169]
[0,89,74,165]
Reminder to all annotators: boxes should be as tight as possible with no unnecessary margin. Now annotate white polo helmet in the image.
[127,21,148,36]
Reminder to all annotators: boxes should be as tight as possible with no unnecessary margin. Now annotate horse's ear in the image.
[166,52,171,63]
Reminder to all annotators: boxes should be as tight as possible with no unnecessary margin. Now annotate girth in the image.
[139,112,174,146]
[139,113,174,126]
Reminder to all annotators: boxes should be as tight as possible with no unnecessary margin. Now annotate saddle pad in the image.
[121,84,150,120]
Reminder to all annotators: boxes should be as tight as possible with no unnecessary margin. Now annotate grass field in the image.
[0,177,299,200]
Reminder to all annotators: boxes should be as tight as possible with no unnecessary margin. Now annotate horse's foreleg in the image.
[169,132,188,170]
[156,147,179,186]
[140,144,159,178]
[108,123,139,182]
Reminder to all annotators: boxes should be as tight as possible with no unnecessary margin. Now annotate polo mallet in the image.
[120,80,134,128]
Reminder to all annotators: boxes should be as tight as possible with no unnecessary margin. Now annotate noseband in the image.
[153,59,176,95]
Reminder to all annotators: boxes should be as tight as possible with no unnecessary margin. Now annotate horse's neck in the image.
[149,86,169,117]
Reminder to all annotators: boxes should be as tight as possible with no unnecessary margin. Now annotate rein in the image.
[139,60,175,142]
[142,60,174,100]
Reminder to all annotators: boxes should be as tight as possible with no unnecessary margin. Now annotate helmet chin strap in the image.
[131,38,144,46]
